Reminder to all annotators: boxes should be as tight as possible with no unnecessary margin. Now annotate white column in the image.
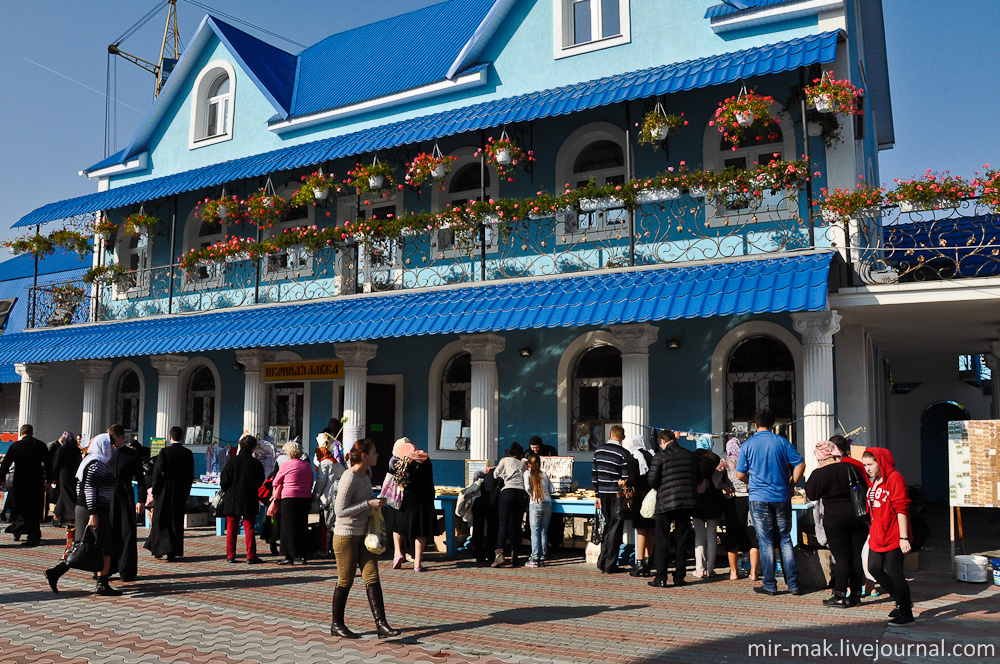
[335,342,378,448]
[78,360,112,439]
[15,363,47,429]
[461,333,505,462]
[236,348,275,438]
[792,310,842,476]
[611,323,659,443]
[150,354,188,439]
[988,340,1000,420]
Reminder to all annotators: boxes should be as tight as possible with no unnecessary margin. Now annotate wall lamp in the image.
[519,347,532,357]
[232,362,244,371]
[665,339,681,350]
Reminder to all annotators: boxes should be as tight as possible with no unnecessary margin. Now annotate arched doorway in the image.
[920,401,970,502]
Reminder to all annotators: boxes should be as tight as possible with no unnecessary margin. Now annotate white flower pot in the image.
[218,205,229,219]
[352,233,364,242]
[735,111,755,127]
[652,124,669,141]
[580,197,624,212]
[688,187,708,199]
[313,187,329,200]
[225,251,251,263]
[368,175,385,190]
[820,208,843,224]
[814,94,834,114]
[431,164,447,180]
[263,197,274,209]
[495,149,512,166]
[853,206,882,219]
[400,227,419,238]
[113,275,131,291]
[899,199,958,213]
[482,213,500,225]
[636,188,681,204]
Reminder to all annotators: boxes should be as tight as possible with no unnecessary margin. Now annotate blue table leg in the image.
[444,509,455,558]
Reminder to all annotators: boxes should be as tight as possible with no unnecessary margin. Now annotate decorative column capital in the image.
[986,351,1000,374]
[15,363,47,381]
[611,323,659,354]
[235,348,276,373]
[150,354,189,377]
[460,333,505,362]
[791,310,842,346]
[77,359,113,379]
[335,342,378,368]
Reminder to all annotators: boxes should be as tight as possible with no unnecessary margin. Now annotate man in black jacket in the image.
[108,424,146,581]
[646,429,703,587]
[0,424,50,546]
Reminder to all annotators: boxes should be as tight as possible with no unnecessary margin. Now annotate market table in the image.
[137,481,225,533]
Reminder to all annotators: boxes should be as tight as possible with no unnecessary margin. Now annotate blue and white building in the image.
[5,0,990,496]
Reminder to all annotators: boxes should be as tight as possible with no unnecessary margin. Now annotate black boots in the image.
[330,585,360,639]
[95,575,122,596]
[823,591,848,608]
[630,558,652,577]
[44,562,69,593]
[888,601,915,625]
[366,583,401,638]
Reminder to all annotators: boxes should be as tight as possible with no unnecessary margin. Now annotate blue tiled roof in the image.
[17,31,840,229]
[0,253,833,365]
[212,17,297,115]
[0,365,18,383]
[292,0,496,117]
[705,0,799,19]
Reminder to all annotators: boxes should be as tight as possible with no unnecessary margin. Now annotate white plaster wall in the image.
[834,323,871,441]
[33,362,85,442]
[887,380,990,484]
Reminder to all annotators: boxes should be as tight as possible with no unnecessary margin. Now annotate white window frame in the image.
[0,298,16,332]
[553,0,631,60]
[337,190,405,289]
[261,183,320,280]
[430,148,501,259]
[188,60,236,149]
[701,102,797,229]
[554,122,629,243]
[113,234,151,299]
[178,357,222,452]
[181,207,229,290]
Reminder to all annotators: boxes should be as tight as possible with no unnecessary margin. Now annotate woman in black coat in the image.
[389,438,436,572]
[50,431,82,559]
[624,436,655,577]
[220,435,265,563]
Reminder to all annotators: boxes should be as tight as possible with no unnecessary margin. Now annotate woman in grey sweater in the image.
[331,439,401,640]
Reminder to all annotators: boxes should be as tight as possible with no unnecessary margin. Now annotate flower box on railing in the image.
[898,199,960,213]
[224,251,252,263]
[636,188,682,205]
[688,187,708,199]
[579,197,624,212]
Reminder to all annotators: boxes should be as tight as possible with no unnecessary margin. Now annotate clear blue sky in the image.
[1,0,996,253]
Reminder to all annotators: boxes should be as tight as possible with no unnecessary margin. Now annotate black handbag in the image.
[847,465,869,520]
[65,525,105,572]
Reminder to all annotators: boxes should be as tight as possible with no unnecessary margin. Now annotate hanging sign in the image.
[262,359,344,382]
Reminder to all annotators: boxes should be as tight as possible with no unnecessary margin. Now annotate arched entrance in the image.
[920,401,970,502]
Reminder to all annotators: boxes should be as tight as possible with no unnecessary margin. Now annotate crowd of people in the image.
[0,408,918,633]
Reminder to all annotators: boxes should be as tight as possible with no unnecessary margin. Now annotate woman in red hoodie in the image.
[861,447,914,625]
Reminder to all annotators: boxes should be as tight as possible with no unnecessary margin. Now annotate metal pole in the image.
[799,69,815,249]
[624,103,635,267]
[480,129,487,282]
[30,224,40,328]
[168,196,177,314]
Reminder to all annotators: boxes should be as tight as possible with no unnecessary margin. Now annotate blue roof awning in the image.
[0,253,834,364]
[14,31,840,229]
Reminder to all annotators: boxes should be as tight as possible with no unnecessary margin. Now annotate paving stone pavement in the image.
[1,515,998,664]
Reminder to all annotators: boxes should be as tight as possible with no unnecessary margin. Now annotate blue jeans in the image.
[749,500,799,592]
[528,501,553,561]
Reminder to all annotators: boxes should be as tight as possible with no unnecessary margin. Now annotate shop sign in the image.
[262,359,344,382]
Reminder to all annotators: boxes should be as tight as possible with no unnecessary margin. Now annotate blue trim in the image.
[17,31,840,229]
[0,254,833,364]
[706,0,800,19]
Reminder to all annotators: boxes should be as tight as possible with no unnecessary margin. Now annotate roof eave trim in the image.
[710,0,843,34]
[268,68,488,134]
[446,0,515,80]
[80,152,149,179]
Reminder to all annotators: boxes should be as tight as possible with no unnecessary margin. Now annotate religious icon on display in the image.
[274,426,290,447]
[574,421,590,451]
[184,426,203,446]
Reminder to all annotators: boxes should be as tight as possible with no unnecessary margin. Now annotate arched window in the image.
[114,233,150,295]
[555,123,628,239]
[115,370,142,435]
[184,213,228,286]
[438,352,471,450]
[185,366,216,439]
[189,61,236,148]
[571,345,622,451]
[263,182,318,278]
[431,149,501,256]
[726,336,795,437]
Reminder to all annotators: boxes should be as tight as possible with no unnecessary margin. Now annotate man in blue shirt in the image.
[737,408,805,596]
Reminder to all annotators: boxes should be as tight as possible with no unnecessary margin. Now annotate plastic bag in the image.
[589,509,605,545]
[639,488,657,519]
[378,473,404,510]
[365,506,386,554]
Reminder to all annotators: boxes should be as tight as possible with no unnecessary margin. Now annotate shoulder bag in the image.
[846,465,869,520]
[65,525,105,572]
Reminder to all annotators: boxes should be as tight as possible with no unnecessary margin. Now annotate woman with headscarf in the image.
[44,434,121,595]
[722,437,759,580]
[50,431,82,560]
[623,435,655,577]
[313,438,345,557]
[692,440,726,578]
[389,437,435,572]
[805,440,868,608]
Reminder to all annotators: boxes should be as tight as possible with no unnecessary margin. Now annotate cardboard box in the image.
[184,512,209,528]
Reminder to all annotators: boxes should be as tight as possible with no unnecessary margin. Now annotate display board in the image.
[541,456,575,494]
[465,459,489,487]
[150,438,166,456]
[948,420,1000,508]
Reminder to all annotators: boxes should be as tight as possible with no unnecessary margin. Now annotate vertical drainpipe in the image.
[624,102,635,267]
[30,224,40,328]
[799,69,815,250]
[168,195,177,314]
[255,176,263,304]
[480,129,488,282]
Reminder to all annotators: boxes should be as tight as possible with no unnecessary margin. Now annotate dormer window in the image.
[554,0,630,59]
[189,60,236,149]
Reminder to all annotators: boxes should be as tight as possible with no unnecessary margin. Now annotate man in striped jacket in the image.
[591,425,630,574]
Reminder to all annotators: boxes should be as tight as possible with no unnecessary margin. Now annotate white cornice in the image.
[710,0,844,34]
[267,69,488,135]
[80,152,149,180]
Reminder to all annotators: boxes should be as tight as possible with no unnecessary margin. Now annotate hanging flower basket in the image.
[243,190,289,230]
[3,233,55,258]
[637,108,687,147]
[83,264,131,289]
[804,72,863,115]
[475,133,534,182]
[406,151,457,188]
[349,161,397,195]
[711,89,778,150]
[291,171,343,206]
[123,212,160,238]
[198,195,242,223]
[90,215,116,243]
